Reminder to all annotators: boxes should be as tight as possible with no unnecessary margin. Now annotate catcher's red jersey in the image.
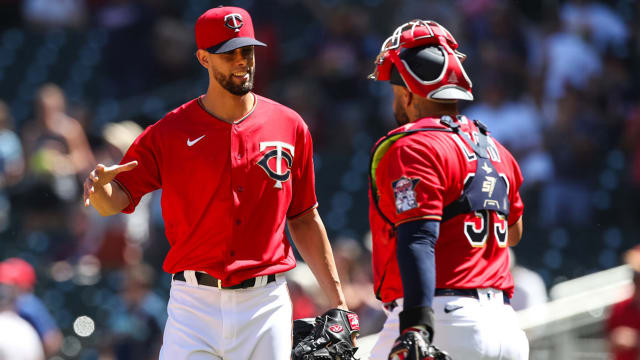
[369,116,523,303]
[114,94,317,285]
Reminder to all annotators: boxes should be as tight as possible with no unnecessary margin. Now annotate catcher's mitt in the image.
[388,327,451,360]
[292,308,360,360]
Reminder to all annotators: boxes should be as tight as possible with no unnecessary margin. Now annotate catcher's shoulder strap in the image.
[368,115,510,227]
[369,119,453,301]
[439,116,511,221]
[369,119,454,229]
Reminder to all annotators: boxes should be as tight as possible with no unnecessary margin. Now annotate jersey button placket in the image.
[230,126,245,265]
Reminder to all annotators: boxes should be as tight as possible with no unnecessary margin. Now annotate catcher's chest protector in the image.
[440,116,510,222]
[370,115,510,227]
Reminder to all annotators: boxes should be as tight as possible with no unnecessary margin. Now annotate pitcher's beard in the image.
[214,69,254,95]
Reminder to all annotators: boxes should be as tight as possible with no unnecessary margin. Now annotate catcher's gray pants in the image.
[370,291,529,360]
[159,272,291,360]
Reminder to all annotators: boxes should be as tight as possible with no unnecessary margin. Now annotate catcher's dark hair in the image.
[390,45,446,87]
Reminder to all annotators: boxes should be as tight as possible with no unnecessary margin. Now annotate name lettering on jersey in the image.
[486,137,501,162]
[481,162,492,174]
[481,176,496,197]
[224,13,243,32]
[392,176,420,213]
[257,141,295,189]
[451,130,501,163]
[451,134,476,161]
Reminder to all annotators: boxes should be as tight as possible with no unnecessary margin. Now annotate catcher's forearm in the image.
[508,216,523,246]
[288,209,348,309]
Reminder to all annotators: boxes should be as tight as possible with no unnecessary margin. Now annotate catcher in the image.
[366,19,528,360]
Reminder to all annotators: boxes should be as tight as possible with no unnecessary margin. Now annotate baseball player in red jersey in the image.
[82,6,351,360]
[366,20,529,359]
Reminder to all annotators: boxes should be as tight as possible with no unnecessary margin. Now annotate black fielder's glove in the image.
[292,308,360,360]
[388,327,451,360]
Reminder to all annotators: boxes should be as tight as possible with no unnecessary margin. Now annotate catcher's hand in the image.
[292,308,360,360]
[388,327,451,360]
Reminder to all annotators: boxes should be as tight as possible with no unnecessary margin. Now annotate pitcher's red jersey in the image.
[114,94,318,286]
[369,116,524,303]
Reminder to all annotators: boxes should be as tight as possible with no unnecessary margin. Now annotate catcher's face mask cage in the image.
[369,20,473,102]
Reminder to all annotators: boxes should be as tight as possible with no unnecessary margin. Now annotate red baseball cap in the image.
[0,258,36,290]
[195,6,267,54]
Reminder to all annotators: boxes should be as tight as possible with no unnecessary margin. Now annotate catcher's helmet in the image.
[369,20,473,102]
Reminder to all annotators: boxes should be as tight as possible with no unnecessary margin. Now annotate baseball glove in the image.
[292,308,360,360]
[388,327,451,360]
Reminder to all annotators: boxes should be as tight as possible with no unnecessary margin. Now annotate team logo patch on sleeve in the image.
[392,177,420,213]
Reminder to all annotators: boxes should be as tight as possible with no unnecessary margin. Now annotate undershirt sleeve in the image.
[396,219,440,309]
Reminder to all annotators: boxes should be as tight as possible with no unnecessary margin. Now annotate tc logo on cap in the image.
[224,13,243,32]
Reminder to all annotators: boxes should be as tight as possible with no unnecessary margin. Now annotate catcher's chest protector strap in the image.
[369,121,453,300]
[369,123,454,229]
[439,116,510,222]
[369,115,510,228]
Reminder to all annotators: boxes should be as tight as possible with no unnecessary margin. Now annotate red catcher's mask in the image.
[368,20,473,102]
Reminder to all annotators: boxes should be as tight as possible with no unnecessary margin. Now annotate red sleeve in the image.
[287,124,318,219]
[607,301,628,334]
[507,153,524,225]
[377,141,446,225]
[114,124,161,213]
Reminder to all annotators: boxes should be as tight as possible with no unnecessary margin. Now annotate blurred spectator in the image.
[289,279,318,320]
[540,9,602,101]
[463,78,553,189]
[21,83,95,201]
[333,237,385,335]
[151,17,194,83]
[0,267,45,360]
[22,0,87,29]
[95,0,155,97]
[539,85,601,226]
[74,121,148,267]
[464,1,529,97]
[104,263,165,360]
[0,100,25,187]
[0,257,62,357]
[0,100,25,232]
[508,248,548,311]
[624,105,640,189]
[607,246,640,360]
[560,0,628,54]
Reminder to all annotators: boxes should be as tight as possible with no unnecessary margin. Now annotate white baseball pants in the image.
[369,290,529,360]
[159,272,292,360]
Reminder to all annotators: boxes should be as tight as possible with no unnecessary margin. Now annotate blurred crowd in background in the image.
[0,0,639,359]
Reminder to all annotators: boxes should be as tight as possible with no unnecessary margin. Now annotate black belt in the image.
[435,288,510,304]
[173,271,276,289]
